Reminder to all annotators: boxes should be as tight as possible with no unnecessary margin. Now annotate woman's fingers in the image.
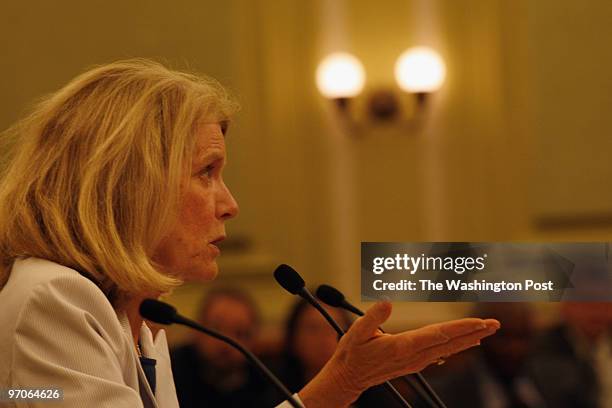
[394,318,500,354]
[348,301,393,341]
[409,325,499,371]
[374,325,500,377]
[375,318,500,376]
[427,318,499,340]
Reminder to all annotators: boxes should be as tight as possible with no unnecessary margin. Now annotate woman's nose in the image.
[218,182,239,220]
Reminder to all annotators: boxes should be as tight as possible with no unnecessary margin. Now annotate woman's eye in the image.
[200,165,215,179]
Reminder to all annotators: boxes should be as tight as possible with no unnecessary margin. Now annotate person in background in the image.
[268,297,400,407]
[528,302,612,408]
[429,303,546,408]
[171,287,270,407]
[276,297,352,394]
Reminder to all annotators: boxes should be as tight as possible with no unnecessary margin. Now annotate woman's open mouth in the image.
[208,236,226,255]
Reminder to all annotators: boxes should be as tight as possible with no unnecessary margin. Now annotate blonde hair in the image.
[0,59,238,306]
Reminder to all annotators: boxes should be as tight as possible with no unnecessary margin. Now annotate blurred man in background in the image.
[528,302,612,408]
[171,287,269,407]
[430,303,546,408]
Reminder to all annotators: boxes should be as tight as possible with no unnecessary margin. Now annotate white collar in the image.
[118,312,180,408]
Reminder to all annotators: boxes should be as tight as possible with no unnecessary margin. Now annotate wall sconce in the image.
[316,52,365,110]
[395,46,446,106]
[316,46,445,123]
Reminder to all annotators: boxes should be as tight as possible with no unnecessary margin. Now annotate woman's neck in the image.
[125,297,145,347]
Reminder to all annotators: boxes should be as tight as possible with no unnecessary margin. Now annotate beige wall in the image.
[1,0,611,342]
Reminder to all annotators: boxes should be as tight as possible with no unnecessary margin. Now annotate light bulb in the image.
[394,47,446,93]
[316,52,365,98]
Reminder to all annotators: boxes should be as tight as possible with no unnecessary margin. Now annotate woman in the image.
[0,59,500,408]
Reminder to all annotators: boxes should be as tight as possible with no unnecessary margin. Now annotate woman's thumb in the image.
[348,301,392,341]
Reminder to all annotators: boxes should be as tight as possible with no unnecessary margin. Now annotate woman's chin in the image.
[184,262,218,282]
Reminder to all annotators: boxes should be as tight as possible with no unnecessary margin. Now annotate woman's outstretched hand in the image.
[298,301,500,408]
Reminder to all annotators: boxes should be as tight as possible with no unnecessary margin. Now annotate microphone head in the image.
[273,264,305,295]
[139,299,178,325]
[316,284,346,307]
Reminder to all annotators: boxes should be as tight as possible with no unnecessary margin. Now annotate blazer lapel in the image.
[140,321,180,408]
[118,313,159,408]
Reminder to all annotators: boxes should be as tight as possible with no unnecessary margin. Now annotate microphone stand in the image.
[140,300,303,408]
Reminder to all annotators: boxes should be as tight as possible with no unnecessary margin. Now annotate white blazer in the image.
[0,258,300,407]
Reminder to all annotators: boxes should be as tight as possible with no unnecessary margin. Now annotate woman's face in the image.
[152,123,239,281]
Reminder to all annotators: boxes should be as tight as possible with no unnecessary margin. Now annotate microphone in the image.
[139,299,303,408]
[316,285,448,408]
[273,264,413,408]
[274,265,345,334]
[315,284,364,316]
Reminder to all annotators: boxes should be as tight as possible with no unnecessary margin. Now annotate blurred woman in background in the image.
[277,297,353,394]
[270,298,403,407]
